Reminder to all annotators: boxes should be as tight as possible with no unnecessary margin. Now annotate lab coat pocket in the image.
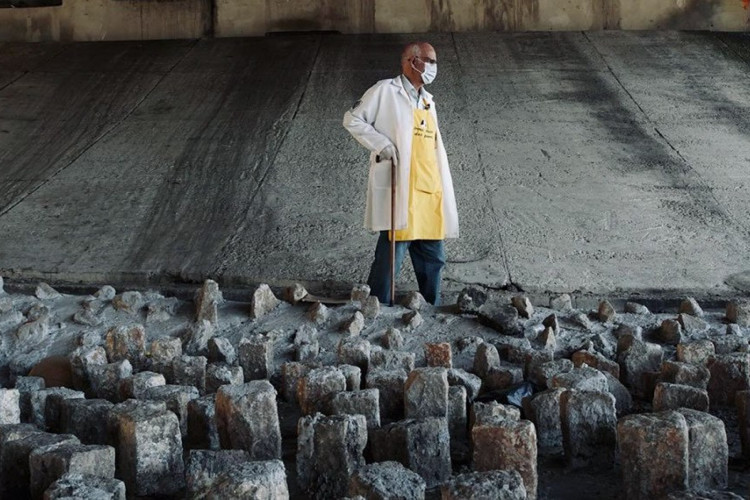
[371,159,392,189]
[414,165,442,194]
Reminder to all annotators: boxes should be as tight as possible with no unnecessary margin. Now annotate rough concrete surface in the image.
[2,32,750,301]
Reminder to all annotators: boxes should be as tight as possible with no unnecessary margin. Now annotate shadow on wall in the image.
[655,0,743,30]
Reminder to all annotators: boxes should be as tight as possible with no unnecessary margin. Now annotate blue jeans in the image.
[367,231,446,306]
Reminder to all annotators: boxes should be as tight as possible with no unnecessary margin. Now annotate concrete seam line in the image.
[450,31,516,290]
[0,44,67,93]
[212,34,324,278]
[581,30,750,241]
[0,39,200,220]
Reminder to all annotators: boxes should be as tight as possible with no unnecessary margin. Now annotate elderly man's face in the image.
[412,44,437,75]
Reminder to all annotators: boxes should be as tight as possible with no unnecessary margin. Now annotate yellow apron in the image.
[393,108,445,241]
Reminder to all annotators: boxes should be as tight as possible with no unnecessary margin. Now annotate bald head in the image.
[401,42,437,90]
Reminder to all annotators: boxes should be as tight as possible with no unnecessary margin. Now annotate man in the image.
[343,42,459,305]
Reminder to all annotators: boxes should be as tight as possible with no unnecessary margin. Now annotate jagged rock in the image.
[727,300,750,327]
[572,312,594,331]
[542,313,558,332]
[342,311,366,336]
[69,346,107,397]
[249,284,280,319]
[146,297,178,323]
[94,286,116,301]
[90,361,132,401]
[617,335,663,397]
[35,282,62,300]
[383,327,403,349]
[726,323,743,336]
[44,472,125,500]
[659,360,710,390]
[143,384,200,437]
[0,389,20,425]
[478,300,520,335]
[206,363,244,394]
[119,372,165,403]
[73,309,102,327]
[712,335,749,354]
[351,284,371,303]
[603,372,632,416]
[447,369,482,401]
[306,301,329,325]
[281,362,312,405]
[539,326,556,352]
[550,366,608,393]
[457,287,488,314]
[402,291,426,311]
[112,291,143,314]
[361,295,380,319]
[207,337,236,365]
[473,342,500,378]
[598,300,616,323]
[529,359,573,389]
[294,324,319,363]
[678,314,709,335]
[523,388,564,454]
[195,279,222,326]
[680,297,704,317]
[470,401,520,427]
[150,337,183,382]
[658,319,682,345]
[15,319,49,345]
[27,303,50,322]
[183,320,215,356]
[511,295,534,319]
[402,310,423,330]
[572,350,619,379]
[284,283,308,304]
[370,351,415,373]
[550,293,573,312]
[625,302,650,315]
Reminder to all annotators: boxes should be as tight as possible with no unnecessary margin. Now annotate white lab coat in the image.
[343,76,459,238]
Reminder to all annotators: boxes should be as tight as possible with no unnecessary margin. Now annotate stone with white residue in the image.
[511,295,534,319]
[284,283,308,304]
[183,319,215,356]
[351,284,371,303]
[342,311,366,336]
[306,301,329,325]
[195,279,222,327]
[35,282,62,300]
[679,297,704,317]
[249,284,280,319]
[727,300,750,327]
[383,327,403,349]
[597,300,616,323]
[112,291,143,314]
[94,286,116,301]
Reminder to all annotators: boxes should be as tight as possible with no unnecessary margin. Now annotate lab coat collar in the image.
[391,76,435,105]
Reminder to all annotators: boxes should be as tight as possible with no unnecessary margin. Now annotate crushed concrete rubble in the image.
[0,279,748,499]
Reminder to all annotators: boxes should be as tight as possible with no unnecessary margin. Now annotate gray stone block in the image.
[349,461,426,500]
[185,449,251,497]
[206,363,244,394]
[15,377,45,423]
[340,364,362,391]
[118,371,166,401]
[30,443,115,500]
[143,385,200,437]
[370,417,451,489]
[298,414,367,499]
[366,369,407,421]
[522,388,564,454]
[442,470,527,500]
[560,390,617,469]
[197,459,288,498]
[104,325,146,369]
[43,472,125,500]
[370,350,415,372]
[187,395,220,451]
[550,366,608,393]
[149,337,183,382]
[89,361,132,402]
[69,346,107,398]
[329,389,381,429]
[447,369,482,401]
[281,362,311,404]
[216,381,281,460]
[338,338,371,372]
[707,353,750,406]
[470,401,520,429]
[172,355,207,395]
[653,383,709,412]
[239,334,274,381]
[208,337,236,365]
[110,404,184,496]
[404,368,448,419]
[0,389,20,425]
[3,432,80,499]
[298,367,346,416]
[60,399,113,446]
[677,408,728,492]
[30,388,84,431]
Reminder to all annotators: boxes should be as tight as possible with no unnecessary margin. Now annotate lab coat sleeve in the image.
[343,83,393,156]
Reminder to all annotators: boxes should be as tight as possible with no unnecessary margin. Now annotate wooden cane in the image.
[390,158,396,306]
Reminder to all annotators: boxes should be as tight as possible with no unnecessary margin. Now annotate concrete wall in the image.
[0,0,748,41]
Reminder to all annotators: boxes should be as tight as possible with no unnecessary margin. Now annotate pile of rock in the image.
[0,278,747,499]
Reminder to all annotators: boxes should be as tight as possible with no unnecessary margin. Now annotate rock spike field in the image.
[0,276,748,498]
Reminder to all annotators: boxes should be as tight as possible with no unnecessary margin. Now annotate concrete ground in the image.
[1,31,750,301]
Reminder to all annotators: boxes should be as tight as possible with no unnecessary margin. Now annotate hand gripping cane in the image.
[390,158,396,306]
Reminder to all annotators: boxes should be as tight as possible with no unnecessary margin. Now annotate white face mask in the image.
[412,58,438,85]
